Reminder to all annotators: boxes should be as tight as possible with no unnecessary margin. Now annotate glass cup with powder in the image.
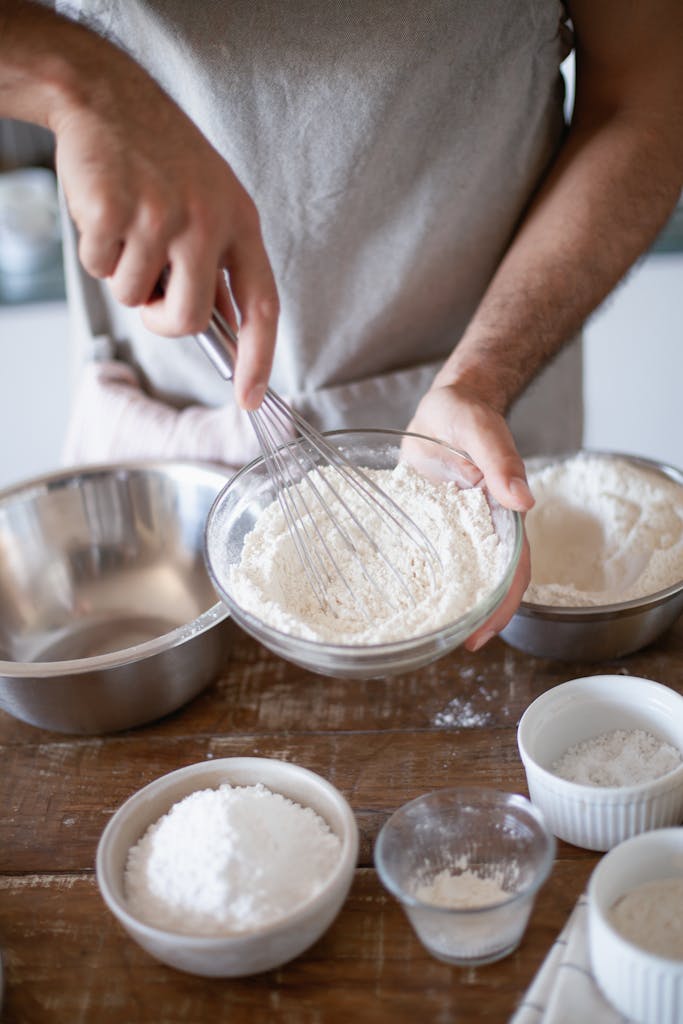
[374,787,555,966]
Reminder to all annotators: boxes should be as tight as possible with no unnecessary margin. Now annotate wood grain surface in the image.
[2,618,683,1024]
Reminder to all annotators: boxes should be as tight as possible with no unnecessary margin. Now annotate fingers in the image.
[410,385,534,513]
[225,223,279,410]
[406,382,535,651]
[464,532,531,652]
[58,108,278,362]
[113,193,278,396]
[106,200,178,310]
[139,211,278,407]
[78,230,123,279]
[141,243,218,336]
[66,161,172,303]
[70,175,129,280]
[449,406,534,513]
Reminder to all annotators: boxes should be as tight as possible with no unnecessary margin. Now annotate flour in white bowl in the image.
[524,453,683,607]
[226,463,511,644]
[609,877,683,959]
[415,866,511,909]
[551,728,682,787]
[124,783,342,935]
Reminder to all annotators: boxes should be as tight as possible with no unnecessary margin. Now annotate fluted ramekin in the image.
[517,674,683,851]
[588,828,683,1024]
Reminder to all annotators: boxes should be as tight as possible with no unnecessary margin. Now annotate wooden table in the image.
[2,617,683,1024]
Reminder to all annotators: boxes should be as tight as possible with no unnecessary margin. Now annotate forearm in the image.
[0,0,279,397]
[436,74,683,414]
[0,1,122,131]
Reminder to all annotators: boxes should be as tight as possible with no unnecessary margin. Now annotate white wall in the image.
[582,253,683,469]
[0,300,71,488]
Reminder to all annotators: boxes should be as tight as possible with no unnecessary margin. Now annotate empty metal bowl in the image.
[0,461,232,734]
[501,451,683,661]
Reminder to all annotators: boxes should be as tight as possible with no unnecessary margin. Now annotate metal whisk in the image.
[196,309,442,619]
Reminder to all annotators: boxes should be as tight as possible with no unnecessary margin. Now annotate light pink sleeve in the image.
[61,360,272,470]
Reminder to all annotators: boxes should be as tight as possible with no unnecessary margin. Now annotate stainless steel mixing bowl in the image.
[501,451,683,661]
[0,461,232,733]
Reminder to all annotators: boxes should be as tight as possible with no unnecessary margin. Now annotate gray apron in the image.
[58,0,582,459]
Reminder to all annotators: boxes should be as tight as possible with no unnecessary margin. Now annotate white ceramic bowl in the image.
[588,828,683,1024]
[517,675,683,851]
[374,787,555,966]
[96,757,359,977]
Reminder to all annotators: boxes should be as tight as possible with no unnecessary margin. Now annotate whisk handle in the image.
[195,308,239,380]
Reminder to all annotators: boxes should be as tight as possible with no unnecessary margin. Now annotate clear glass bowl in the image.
[204,428,523,679]
[374,787,555,966]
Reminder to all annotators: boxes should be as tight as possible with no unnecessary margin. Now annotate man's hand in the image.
[0,1,278,410]
[408,0,683,649]
[407,383,533,652]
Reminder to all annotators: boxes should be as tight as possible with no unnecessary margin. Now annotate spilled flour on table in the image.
[433,668,504,728]
[433,697,494,728]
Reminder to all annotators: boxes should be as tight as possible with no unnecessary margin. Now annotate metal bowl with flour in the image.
[0,461,232,733]
[501,450,683,661]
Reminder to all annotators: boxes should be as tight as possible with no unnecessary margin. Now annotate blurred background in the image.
[1,89,682,490]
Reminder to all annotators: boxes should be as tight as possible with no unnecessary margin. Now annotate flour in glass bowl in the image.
[524,453,683,607]
[226,463,511,644]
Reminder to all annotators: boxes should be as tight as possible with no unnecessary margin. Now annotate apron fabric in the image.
[56,0,582,467]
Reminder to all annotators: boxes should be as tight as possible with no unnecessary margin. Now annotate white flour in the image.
[609,878,683,959]
[551,728,682,787]
[124,783,341,935]
[415,866,510,909]
[227,463,509,643]
[408,855,525,963]
[524,454,683,607]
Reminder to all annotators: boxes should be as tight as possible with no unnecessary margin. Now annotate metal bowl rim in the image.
[0,458,232,677]
[519,447,683,619]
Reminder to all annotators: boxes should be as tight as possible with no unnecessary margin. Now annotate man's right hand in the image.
[0,1,279,410]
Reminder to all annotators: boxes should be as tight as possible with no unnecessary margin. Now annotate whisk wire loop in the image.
[252,396,397,619]
[195,311,443,619]
[265,389,442,588]
[248,402,367,618]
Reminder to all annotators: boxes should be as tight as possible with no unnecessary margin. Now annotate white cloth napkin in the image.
[510,893,630,1024]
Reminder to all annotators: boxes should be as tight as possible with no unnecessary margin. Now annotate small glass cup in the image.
[374,787,555,966]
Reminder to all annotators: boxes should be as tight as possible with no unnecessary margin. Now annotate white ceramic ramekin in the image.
[588,828,683,1024]
[517,675,683,851]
